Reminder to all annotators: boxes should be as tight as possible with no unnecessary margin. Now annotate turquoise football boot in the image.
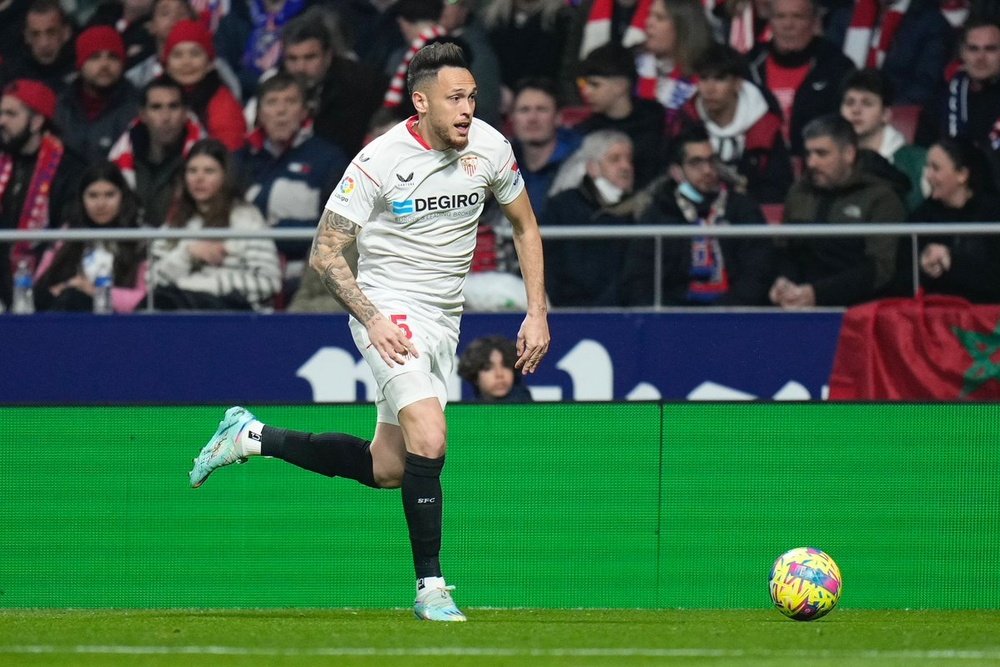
[189,406,255,488]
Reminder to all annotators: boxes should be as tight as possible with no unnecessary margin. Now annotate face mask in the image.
[678,180,704,204]
[593,176,624,204]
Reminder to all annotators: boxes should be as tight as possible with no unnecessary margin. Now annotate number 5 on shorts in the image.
[391,314,412,339]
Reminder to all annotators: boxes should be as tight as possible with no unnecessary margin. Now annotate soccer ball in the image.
[769,547,842,621]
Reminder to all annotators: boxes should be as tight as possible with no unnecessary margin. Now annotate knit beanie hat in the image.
[76,25,126,70]
[163,19,216,63]
[3,79,57,121]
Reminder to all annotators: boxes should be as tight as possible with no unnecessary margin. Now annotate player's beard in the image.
[432,117,468,151]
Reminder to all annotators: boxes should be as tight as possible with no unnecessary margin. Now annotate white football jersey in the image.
[325,116,524,317]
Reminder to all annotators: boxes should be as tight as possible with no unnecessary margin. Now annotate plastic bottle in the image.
[12,259,34,314]
[83,243,115,315]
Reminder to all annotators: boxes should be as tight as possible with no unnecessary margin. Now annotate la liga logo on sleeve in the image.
[333,176,356,204]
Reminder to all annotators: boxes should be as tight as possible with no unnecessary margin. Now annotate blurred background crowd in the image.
[0,0,998,314]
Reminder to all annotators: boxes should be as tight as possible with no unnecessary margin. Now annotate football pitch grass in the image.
[1,609,998,666]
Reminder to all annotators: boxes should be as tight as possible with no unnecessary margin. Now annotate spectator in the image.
[770,114,906,308]
[481,0,574,96]
[747,0,856,154]
[680,43,794,203]
[234,73,347,293]
[214,0,310,99]
[575,43,668,188]
[830,0,953,106]
[0,79,85,310]
[457,334,534,402]
[720,0,774,54]
[163,19,246,150]
[0,0,77,95]
[622,125,774,306]
[902,137,1000,302]
[840,68,927,210]
[635,0,715,128]
[269,7,387,156]
[508,77,582,220]
[125,0,242,98]
[33,162,147,312]
[561,0,650,103]
[543,129,635,307]
[55,26,140,163]
[108,76,205,227]
[916,18,1000,176]
[149,138,281,310]
[85,0,158,70]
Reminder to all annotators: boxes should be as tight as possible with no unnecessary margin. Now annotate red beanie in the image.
[75,25,126,70]
[3,79,57,121]
[163,19,216,63]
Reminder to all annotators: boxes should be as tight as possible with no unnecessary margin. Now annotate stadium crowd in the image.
[1,0,999,313]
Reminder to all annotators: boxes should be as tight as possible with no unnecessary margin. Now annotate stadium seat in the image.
[891,105,920,144]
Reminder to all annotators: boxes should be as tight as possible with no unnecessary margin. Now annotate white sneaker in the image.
[413,584,467,622]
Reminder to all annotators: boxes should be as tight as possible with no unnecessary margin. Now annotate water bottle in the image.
[12,259,34,314]
[83,243,114,315]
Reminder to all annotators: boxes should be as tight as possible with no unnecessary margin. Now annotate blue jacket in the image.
[514,127,582,219]
[235,126,348,260]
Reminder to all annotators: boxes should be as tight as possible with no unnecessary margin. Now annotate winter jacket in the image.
[777,169,907,306]
[622,179,774,306]
[235,126,348,260]
[542,176,634,307]
[514,127,583,219]
[748,37,856,155]
[679,80,794,203]
[902,194,1000,303]
[54,78,141,163]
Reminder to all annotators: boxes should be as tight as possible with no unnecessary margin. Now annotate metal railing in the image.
[1,222,998,310]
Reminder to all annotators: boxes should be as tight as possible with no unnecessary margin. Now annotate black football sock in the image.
[402,452,445,579]
[260,426,378,488]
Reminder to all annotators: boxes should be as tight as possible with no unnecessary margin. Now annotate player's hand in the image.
[514,312,550,375]
[367,314,420,368]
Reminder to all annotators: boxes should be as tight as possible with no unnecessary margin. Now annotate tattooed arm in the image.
[310,210,418,367]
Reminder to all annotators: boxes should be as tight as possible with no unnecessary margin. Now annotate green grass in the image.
[1,609,998,666]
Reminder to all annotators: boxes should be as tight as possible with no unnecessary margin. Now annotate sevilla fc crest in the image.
[460,155,478,177]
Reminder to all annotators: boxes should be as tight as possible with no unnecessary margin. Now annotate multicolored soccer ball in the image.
[769,547,842,621]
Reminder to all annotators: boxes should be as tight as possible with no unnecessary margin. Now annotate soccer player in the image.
[188,42,550,622]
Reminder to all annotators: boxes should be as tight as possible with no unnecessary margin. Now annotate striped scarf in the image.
[0,133,64,270]
[843,0,910,69]
[108,114,205,189]
[578,0,652,58]
[635,52,698,111]
[676,184,730,303]
[383,24,448,108]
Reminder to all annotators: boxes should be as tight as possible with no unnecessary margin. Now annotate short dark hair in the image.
[961,17,1000,45]
[577,43,637,84]
[670,124,712,165]
[27,0,70,23]
[512,77,560,107]
[457,335,520,387]
[840,68,894,107]
[281,6,335,53]
[692,43,747,79]
[142,75,185,107]
[406,41,469,95]
[256,71,304,101]
[802,114,858,149]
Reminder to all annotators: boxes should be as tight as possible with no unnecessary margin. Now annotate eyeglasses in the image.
[682,156,718,169]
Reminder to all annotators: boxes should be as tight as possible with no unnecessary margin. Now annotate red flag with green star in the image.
[829,296,1000,400]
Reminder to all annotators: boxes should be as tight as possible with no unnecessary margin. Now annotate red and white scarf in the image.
[676,184,730,302]
[579,0,652,58]
[245,118,314,154]
[843,0,910,69]
[383,24,448,108]
[0,133,64,269]
[635,53,698,111]
[108,114,205,189]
